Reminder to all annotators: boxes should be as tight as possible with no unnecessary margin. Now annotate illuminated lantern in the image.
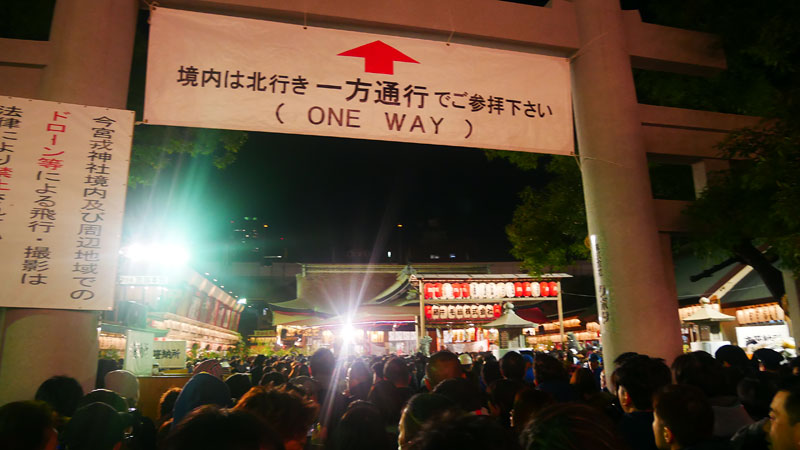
[540,282,550,297]
[461,283,471,298]
[475,283,486,299]
[442,283,454,299]
[531,282,541,297]
[425,305,433,319]
[455,305,464,319]
[493,304,502,317]
[431,305,440,320]
[469,282,478,299]
[453,283,462,298]
[514,282,524,297]
[505,282,515,298]
[477,305,486,318]
[523,282,533,297]
[447,305,456,319]
[424,283,433,299]
[434,283,443,299]
[777,306,785,321]
[470,304,478,319]
[548,281,558,297]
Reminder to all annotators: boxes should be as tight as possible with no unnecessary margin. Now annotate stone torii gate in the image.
[0,0,761,401]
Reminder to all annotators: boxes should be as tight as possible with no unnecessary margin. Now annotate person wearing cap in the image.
[459,353,473,373]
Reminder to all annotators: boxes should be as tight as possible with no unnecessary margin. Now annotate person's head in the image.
[755,348,784,372]
[613,351,640,368]
[499,351,526,381]
[652,384,714,449]
[481,359,502,387]
[104,370,139,408]
[424,351,463,390]
[714,345,750,370]
[172,372,232,426]
[570,367,599,399]
[670,352,723,398]
[77,389,128,413]
[612,355,671,413]
[225,373,252,401]
[289,363,310,379]
[0,401,58,450]
[533,353,568,384]
[309,348,335,380]
[260,371,288,387]
[331,401,393,450]
[458,354,473,372]
[34,375,83,418]
[348,360,371,390]
[159,387,182,419]
[432,377,484,413]
[61,402,125,450]
[193,359,223,379]
[398,394,456,450]
[164,405,283,450]
[511,388,554,432]
[738,376,777,420]
[234,385,318,450]
[487,379,525,428]
[521,403,625,450]
[410,411,520,450]
[384,357,411,387]
[768,382,800,450]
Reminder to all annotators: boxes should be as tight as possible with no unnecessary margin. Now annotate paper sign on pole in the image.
[124,330,155,376]
[153,340,187,369]
[0,97,133,310]
[145,8,573,155]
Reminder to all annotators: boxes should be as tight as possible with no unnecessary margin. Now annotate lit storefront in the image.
[99,267,244,360]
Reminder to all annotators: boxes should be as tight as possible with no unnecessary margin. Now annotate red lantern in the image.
[425,305,433,319]
[540,282,550,297]
[461,283,471,298]
[523,282,533,297]
[434,283,442,298]
[514,282,523,297]
[548,281,558,297]
[493,304,502,317]
[453,283,462,298]
[424,283,433,300]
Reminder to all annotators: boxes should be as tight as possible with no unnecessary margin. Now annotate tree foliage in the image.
[128,126,247,186]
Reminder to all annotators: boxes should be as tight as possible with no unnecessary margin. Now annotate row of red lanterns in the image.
[423,281,559,300]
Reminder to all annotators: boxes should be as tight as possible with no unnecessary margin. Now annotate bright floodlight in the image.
[237,298,247,305]
[341,323,357,343]
[121,242,190,266]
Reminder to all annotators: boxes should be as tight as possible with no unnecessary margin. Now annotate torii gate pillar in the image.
[571,0,683,366]
[0,0,138,404]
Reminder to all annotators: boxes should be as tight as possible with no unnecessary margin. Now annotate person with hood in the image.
[171,372,232,427]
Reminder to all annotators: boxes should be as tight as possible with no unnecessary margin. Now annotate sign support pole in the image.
[557,283,566,350]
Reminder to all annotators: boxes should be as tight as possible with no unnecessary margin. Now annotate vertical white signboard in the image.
[124,330,155,376]
[0,97,133,310]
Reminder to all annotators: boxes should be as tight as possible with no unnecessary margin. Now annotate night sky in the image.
[122,130,542,269]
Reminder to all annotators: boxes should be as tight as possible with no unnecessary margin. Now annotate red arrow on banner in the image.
[338,40,419,75]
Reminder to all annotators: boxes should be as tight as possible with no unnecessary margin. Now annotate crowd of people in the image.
[2,345,800,450]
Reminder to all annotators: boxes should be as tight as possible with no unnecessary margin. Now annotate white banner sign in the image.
[736,324,793,353]
[125,330,155,376]
[145,8,573,155]
[153,340,187,369]
[0,97,133,310]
